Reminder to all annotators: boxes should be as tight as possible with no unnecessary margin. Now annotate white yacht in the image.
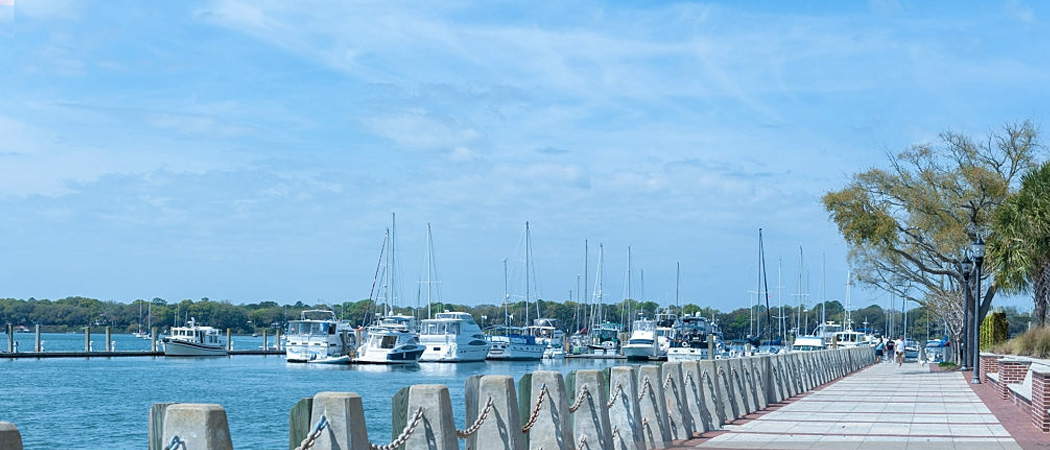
[655,312,679,356]
[418,311,491,362]
[667,313,711,362]
[162,318,227,357]
[285,310,355,364]
[791,335,827,352]
[622,318,658,361]
[356,314,425,364]
[525,318,566,359]
[485,325,544,361]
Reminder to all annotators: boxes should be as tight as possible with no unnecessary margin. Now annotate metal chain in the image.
[521,383,549,433]
[637,377,652,402]
[605,381,624,409]
[663,373,674,390]
[568,385,590,413]
[162,435,185,450]
[294,415,329,450]
[577,434,588,448]
[371,407,424,450]
[455,396,494,439]
[685,372,697,390]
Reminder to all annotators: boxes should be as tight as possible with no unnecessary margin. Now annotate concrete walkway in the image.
[691,361,1020,450]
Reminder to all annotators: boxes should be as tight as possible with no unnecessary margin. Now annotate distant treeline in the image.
[0,296,1033,340]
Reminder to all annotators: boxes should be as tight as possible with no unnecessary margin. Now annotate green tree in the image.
[823,121,1040,362]
[989,160,1050,326]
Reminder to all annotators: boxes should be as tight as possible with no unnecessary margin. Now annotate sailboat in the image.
[585,244,622,355]
[486,224,546,361]
[828,271,871,348]
[356,215,426,365]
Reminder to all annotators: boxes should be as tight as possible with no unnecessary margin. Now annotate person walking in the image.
[895,335,905,367]
[884,337,894,363]
[874,338,884,364]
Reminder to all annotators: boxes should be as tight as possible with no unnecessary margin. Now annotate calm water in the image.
[1,333,624,449]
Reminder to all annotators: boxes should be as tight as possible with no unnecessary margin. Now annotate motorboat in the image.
[622,318,658,361]
[525,318,566,359]
[790,335,827,352]
[485,325,544,361]
[162,318,227,357]
[830,329,872,348]
[667,313,711,362]
[418,311,491,362]
[654,312,679,355]
[285,310,355,364]
[586,321,623,355]
[356,314,425,364]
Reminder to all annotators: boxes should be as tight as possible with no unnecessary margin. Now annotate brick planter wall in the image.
[981,353,1001,383]
[999,360,1032,400]
[1032,366,1050,433]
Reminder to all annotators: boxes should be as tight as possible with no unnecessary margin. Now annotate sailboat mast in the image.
[676,262,680,314]
[760,229,772,342]
[626,246,632,330]
[525,222,530,327]
[390,212,397,314]
[426,223,433,320]
[504,258,510,326]
[584,240,589,333]
[821,252,826,330]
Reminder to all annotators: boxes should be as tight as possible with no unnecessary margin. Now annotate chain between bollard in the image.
[162,435,186,450]
[456,396,494,439]
[521,383,549,433]
[663,372,674,390]
[605,381,624,409]
[293,414,329,450]
[568,385,590,413]
[371,407,424,450]
[685,372,697,390]
[637,377,652,402]
[577,434,588,448]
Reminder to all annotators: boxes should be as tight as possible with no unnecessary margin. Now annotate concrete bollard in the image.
[728,359,754,415]
[523,371,572,450]
[307,392,370,450]
[661,362,694,440]
[0,422,23,450]
[607,366,644,450]
[148,403,176,450]
[711,359,737,422]
[637,365,671,447]
[161,404,233,450]
[464,375,524,450]
[570,370,613,450]
[391,384,457,450]
[681,361,713,433]
[697,361,726,429]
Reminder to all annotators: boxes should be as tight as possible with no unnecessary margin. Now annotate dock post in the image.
[161,404,233,450]
[262,330,268,350]
[707,334,715,360]
[85,326,91,352]
[637,365,671,447]
[226,329,231,352]
[152,327,158,352]
[391,384,457,450]
[106,326,112,352]
[275,329,281,350]
[608,366,644,450]
[308,392,369,450]
[662,362,695,440]
[6,324,13,353]
[524,370,572,450]
[35,325,41,352]
[570,369,614,449]
[0,422,23,450]
[464,375,524,450]
[148,403,176,450]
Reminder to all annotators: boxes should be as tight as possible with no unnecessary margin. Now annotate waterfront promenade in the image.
[677,361,1024,450]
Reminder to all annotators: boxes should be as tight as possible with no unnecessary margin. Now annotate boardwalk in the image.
[688,361,1020,450]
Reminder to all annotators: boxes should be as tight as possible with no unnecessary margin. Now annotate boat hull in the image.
[622,345,657,361]
[666,347,710,362]
[162,339,227,357]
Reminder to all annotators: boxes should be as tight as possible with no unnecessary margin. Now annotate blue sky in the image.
[1,0,1046,313]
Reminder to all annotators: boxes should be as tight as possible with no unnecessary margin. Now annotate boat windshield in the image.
[290,321,334,336]
[422,321,460,335]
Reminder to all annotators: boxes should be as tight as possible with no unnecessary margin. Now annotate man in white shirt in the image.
[894,336,905,367]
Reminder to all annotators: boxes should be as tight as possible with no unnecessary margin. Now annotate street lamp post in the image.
[960,257,973,371]
[972,236,986,384]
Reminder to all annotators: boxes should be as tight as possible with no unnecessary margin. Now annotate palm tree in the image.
[989,161,1050,327]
